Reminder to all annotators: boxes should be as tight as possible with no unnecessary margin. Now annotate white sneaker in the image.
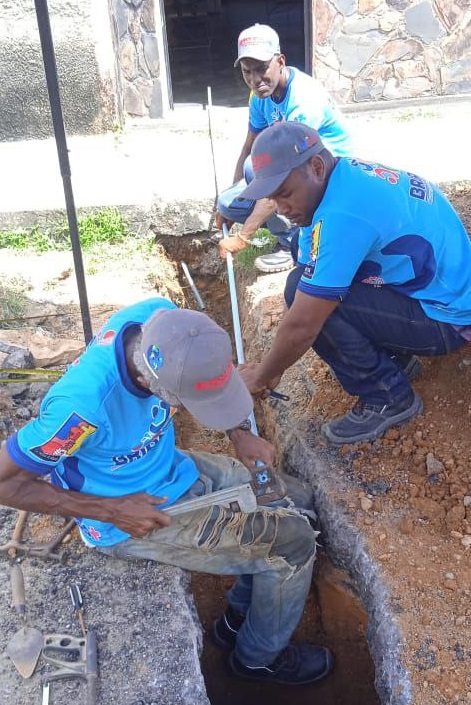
[254,244,294,273]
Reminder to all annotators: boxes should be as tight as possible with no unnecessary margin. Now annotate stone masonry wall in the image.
[312,0,471,102]
[110,0,164,118]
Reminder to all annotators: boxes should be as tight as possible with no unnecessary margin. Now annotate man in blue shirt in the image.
[217,23,354,273]
[238,121,471,445]
[0,300,332,686]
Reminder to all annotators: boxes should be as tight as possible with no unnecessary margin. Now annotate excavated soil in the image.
[0,182,470,704]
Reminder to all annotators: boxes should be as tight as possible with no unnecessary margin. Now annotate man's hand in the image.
[218,234,248,258]
[238,362,282,398]
[107,493,172,538]
[229,429,275,469]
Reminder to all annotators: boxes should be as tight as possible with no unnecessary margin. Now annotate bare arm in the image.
[233,130,256,183]
[0,445,171,538]
[239,292,339,394]
[240,198,277,238]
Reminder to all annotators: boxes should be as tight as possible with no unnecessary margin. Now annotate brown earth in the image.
[0,184,470,704]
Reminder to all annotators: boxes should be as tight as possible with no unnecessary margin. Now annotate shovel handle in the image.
[10,564,26,617]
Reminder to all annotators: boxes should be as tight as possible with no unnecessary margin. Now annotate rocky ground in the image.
[0,182,470,704]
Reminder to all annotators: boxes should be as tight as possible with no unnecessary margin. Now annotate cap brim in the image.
[180,367,253,431]
[240,169,291,200]
[234,50,275,67]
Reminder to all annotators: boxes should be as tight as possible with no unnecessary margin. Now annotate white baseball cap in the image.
[234,24,281,67]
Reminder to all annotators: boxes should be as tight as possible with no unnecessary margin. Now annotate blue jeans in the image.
[285,267,466,406]
[217,157,298,249]
[98,451,318,666]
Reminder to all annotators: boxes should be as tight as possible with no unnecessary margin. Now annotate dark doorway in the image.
[163,0,306,107]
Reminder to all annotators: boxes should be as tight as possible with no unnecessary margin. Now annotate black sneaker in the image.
[254,243,294,273]
[211,607,245,651]
[229,643,334,685]
[322,391,423,445]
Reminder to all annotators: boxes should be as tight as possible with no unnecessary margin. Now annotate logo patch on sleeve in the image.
[310,220,322,260]
[30,413,98,462]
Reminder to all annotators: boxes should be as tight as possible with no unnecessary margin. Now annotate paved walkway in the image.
[0,98,470,227]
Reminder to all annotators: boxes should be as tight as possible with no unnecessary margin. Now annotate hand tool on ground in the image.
[0,509,29,558]
[6,563,43,678]
[69,583,86,637]
[41,630,98,705]
[0,515,76,563]
[42,680,50,705]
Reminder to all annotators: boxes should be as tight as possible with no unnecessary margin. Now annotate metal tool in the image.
[6,564,43,678]
[165,460,286,516]
[69,584,86,637]
[0,516,76,562]
[166,483,256,516]
[42,631,98,705]
[0,510,29,558]
[42,681,50,705]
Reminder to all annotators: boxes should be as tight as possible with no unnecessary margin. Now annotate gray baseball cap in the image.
[240,122,325,200]
[234,24,280,67]
[140,308,253,430]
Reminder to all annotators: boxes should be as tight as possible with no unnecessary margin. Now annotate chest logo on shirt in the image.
[30,413,98,462]
[112,400,176,468]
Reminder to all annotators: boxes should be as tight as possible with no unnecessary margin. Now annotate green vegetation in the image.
[233,228,277,270]
[0,209,130,253]
[0,278,29,328]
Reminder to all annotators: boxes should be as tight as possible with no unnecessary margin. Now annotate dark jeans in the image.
[285,266,467,406]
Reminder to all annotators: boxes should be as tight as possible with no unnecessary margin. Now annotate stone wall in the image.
[110,0,165,118]
[312,0,471,102]
[0,0,120,141]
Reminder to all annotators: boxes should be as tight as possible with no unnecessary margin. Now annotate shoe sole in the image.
[255,263,295,273]
[229,648,334,686]
[322,392,423,445]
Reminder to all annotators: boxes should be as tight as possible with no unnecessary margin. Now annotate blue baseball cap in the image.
[240,122,325,200]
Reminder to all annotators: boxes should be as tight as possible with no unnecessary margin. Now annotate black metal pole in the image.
[34,0,93,344]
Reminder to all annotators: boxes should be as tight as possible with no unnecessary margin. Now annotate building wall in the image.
[311,0,471,102]
[0,0,120,141]
[109,0,166,118]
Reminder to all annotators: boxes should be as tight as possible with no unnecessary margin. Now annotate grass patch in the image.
[0,279,29,328]
[233,228,277,270]
[0,209,130,253]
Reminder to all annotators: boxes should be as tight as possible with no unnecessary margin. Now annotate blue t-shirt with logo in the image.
[297,158,471,325]
[6,298,199,547]
[248,67,354,157]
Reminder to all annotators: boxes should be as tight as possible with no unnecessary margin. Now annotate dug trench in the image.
[167,235,380,705]
[0,183,470,704]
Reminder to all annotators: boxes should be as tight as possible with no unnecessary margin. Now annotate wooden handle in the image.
[10,563,26,616]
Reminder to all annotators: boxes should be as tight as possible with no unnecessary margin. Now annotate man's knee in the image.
[217,180,255,222]
[270,511,318,569]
